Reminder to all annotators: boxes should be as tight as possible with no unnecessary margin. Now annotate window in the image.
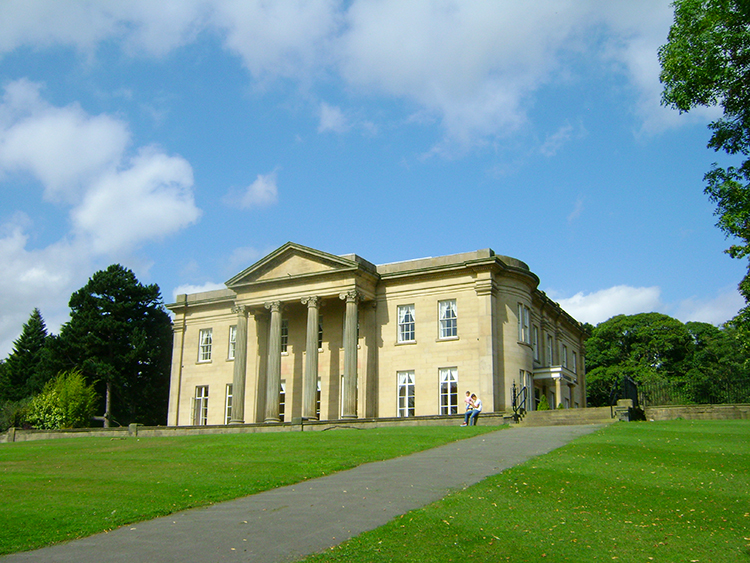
[439,368,458,415]
[438,300,458,339]
[397,305,416,342]
[318,316,323,350]
[547,335,554,366]
[562,345,569,369]
[520,370,534,411]
[228,325,236,360]
[281,319,289,353]
[517,304,530,343]
[532,326,539,361]
[193,385,208,425]
[397,371,415,417]
[198,329,213,362]
[572,351,578,374]
[225,383,233,424]
[316,379,321,419]
[279,381,286,422]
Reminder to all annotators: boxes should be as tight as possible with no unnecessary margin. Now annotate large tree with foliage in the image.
[585,313,694,405]
[659,0,750,303]
[49,265,173,427]
[586,313,749,406]
[0,308,50,402]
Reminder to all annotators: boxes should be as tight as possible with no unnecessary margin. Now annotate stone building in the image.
[166,242,587,426]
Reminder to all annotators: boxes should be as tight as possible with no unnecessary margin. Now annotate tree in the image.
[52,265,173,427]
[585,313,694,406]
[0,308,50,402]
[659,1,750,303]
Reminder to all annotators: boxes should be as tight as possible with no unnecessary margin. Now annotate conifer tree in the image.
[0,309,49,402]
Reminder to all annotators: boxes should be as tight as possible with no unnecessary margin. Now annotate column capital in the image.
[264,300,282,313]
[301,295,321,308]
[232,304,249,316]
[339,289,361,303]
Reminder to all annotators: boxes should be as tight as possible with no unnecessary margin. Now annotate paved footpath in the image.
[4,424,603,563]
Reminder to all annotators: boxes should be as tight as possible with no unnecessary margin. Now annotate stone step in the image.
[515,406,617,427]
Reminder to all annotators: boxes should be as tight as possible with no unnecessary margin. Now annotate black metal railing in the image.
[511,381,528,422]
[638,377,750,407]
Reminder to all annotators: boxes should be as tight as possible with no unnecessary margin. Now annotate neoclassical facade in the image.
[166,242,587,426]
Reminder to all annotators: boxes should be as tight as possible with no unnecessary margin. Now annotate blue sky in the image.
[0,1,746,356]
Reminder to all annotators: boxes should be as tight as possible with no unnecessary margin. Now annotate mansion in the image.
[166,242,587,426]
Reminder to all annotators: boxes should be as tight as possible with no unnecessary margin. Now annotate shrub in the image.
[27,370,97,429]
[537,395,550,410]
[0,398,32,431]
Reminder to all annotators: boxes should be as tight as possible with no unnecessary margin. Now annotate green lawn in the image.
[301,420,750,563]
[0,425,494,555]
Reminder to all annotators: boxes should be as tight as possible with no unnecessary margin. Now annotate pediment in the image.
[226,242,358,288]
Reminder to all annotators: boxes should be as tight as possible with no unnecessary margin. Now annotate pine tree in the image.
[54,265,173,426]
[0,309,50,402]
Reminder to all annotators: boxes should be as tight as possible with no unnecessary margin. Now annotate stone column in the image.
[230,304,248,424]
[554,376,562,410]
[301,295,320,420]
[264,301,282,423]
[340,290,360,419]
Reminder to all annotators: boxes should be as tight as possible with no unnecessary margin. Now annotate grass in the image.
[300,420,750,563]
[0,425,495,555]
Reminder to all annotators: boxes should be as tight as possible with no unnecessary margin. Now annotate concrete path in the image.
[4,424,603,563]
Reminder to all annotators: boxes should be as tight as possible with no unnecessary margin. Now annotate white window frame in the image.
[318,316,323,350]
[198,328,213,362]
[547,334,554,366]
[228,325,236,360]
[532,326,539,361]
[281,319,289,353]
[397,304,416,343]
[562,344,569,369]
[279,381,286,422]
[225,383,233,424]
[517,304,530,344]
[438,300,458,339]
[316,379,321,419]
[572,351,578,374]
[439,367,458,415]
[193,385,208,425]
[397,371,415,417]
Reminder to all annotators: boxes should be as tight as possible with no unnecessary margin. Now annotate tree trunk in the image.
[104,380,111,428]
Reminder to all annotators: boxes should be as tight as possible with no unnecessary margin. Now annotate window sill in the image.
[436,336,459,342]
[395,340,417,346]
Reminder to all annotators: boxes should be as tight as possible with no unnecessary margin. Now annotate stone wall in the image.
[644,403,750,421]
[0,412,511,444]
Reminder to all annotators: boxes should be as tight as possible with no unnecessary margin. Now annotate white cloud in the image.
[0,215,86,355]
[0,80,201,356]
[673,286,744,326]
[550,284,745,327]
[567,195,584,223]
[0,79,130,203]
[318,102,349,133]
[0,1,689,146]
[0,0,208,58]
[551,285,663,325]
[540,123,578,157]
[224,170,279,209]
[71,147,200,254]
[172,281,226,301]
[210,0,340,81]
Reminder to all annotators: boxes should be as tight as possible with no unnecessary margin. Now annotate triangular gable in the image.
[226,242,359,288]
